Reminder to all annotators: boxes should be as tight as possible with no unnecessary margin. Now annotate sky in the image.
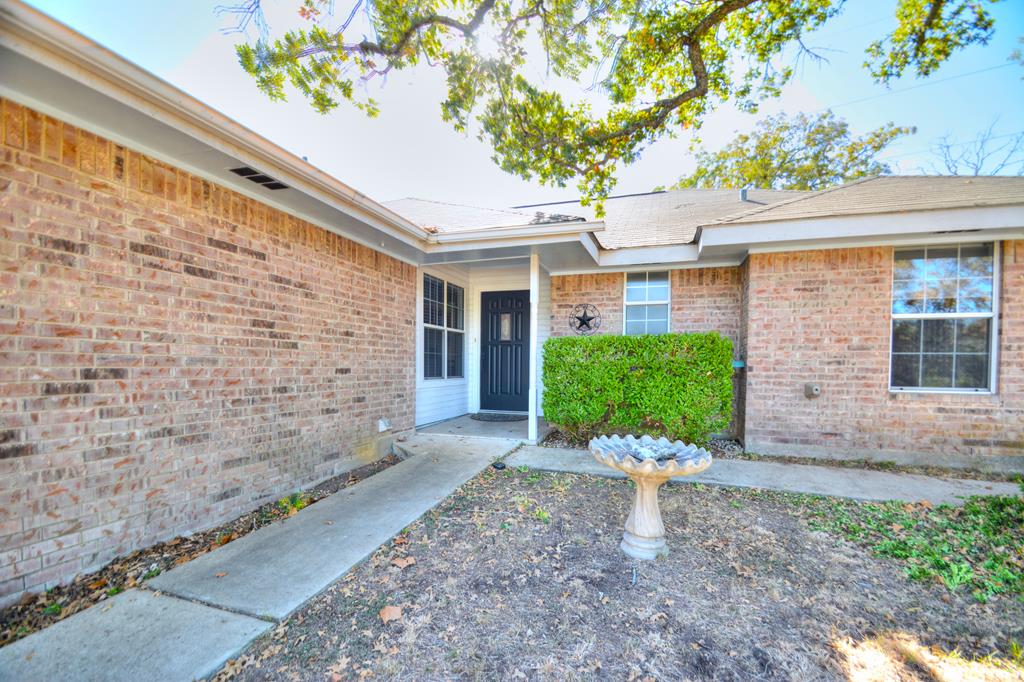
[25,0,1024,208]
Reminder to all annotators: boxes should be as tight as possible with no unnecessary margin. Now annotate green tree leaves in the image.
[235,1,1003,208]
[670,111,915,191]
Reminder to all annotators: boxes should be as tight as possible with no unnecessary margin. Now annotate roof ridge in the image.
[711,176,881,225]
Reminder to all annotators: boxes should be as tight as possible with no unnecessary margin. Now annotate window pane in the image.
[955,354,989,389]
[892,280,924,313]
[646,285,669,302]
[957,277,992,313]
[892,320,921,353]
[625,285,647,303]
[626,272,669,303]
[921,354,954,388]
[925,279,957,313]
[956,318,990,353]
[625,306,647,324]
[424,327,443,379]
[894,249,925,280]
[646,272,669,302]
[625,321,647,336]
[925,247,958,279]
[922,319,954,352]
[891,354,920,387]
[446,331,464,378]
[646,304,669,322]
[423,274,444,326]
[446,283,464,330]
[646,319,669,334]
[959,243,993,277]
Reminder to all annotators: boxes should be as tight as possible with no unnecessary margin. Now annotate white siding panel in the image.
[415,264,470,426]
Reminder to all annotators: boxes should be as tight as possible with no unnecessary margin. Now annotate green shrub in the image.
[541,332,733,445]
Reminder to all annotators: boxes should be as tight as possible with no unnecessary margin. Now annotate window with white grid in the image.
[890,243,998,392]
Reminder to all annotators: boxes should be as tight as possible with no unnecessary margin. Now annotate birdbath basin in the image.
[590,434,712,560]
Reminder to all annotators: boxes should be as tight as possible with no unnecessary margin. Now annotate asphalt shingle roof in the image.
[381,198,585,234]
[713,176,1024,225]
[382,177,1024,250]
[514,188,806,249]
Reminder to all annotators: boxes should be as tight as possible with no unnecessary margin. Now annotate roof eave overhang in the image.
[425,220,605,246]
[0,1,430,249]
[699,205,1024,257]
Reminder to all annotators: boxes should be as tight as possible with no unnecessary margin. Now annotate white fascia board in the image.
[598,243,699,268]
[578,232,601,264]
[549,257,742,276]
[747,227,1024,254]
[0,1,429,249]
[700,205,1024,251]
[426,220,605,244]
[423,230,601,254]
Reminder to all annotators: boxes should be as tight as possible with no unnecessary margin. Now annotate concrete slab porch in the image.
[418,413,552,443]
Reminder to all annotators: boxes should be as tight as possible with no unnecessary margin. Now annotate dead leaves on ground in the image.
[379,605,403,625]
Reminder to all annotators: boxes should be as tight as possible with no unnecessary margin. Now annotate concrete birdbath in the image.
[590,434,712,560]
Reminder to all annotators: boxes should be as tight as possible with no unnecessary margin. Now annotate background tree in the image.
[668,111,915,191]
[929,119,1024,176]
[231,0,1005,209]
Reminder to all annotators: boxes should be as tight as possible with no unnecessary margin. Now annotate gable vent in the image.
[229,166,289,190]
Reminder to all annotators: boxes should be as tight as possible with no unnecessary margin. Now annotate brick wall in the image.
[550,273,624,337]
[0,99,417,602]
[744,244,1024,471]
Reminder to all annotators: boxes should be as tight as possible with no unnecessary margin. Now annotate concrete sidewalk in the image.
[505,446,1020,505]
[0,435,516,682]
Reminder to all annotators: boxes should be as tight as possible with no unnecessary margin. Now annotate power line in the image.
[878,129,1024,161]
[816,62,1015,112]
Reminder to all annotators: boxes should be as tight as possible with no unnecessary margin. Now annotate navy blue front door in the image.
[480,290,529,412]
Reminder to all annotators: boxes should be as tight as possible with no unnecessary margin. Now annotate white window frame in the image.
[422,274,465,381]
[888,241,1000,394]
[622,271,671,336]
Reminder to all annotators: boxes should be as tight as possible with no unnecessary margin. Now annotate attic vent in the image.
[229,166,289,190]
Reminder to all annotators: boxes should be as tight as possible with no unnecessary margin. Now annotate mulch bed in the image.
[0,454,401,648]
[217,468,1024,681]
[540,430,1021,482]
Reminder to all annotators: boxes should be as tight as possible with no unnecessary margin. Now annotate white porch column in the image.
[527,253,540,442]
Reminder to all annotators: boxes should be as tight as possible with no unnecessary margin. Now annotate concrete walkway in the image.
[0,435,516,682]
[505,446,1020,505]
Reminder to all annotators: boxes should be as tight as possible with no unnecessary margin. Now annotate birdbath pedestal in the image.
[590,435,712,560]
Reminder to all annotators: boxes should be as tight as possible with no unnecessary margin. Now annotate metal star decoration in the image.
[569,304,601,335]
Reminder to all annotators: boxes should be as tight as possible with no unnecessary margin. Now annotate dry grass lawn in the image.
[218,467,1023,681]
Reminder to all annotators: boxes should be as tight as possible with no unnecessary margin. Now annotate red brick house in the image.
[1,2,1022,601]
